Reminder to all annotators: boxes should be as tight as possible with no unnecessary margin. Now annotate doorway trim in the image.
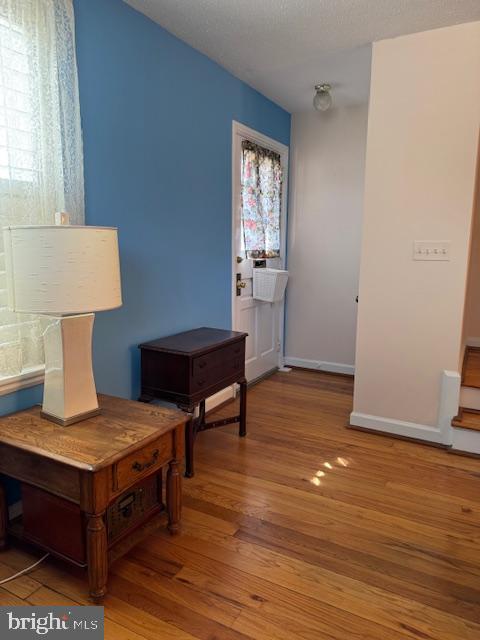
[231,120,289,369]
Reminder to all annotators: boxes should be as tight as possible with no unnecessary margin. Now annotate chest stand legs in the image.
[167,459,182,534]
[239,378,247,437]
[86,513,108,603]
[184,400,204,479]
[183,379,248,479]
[185,417,195,479]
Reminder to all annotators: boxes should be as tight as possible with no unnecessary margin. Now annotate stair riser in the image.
[452,427,480,455]
[459,386,480,411]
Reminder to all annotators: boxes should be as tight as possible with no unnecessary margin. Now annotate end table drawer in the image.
[113,434,172,492]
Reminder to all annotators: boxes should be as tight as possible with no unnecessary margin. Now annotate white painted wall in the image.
[352,21,480,438]
[285,106,369,373]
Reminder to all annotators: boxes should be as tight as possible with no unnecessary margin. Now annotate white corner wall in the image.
[352,21,480,440]
[285,106,369,374]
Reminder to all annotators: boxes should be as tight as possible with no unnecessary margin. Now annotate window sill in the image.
[0,366,45,397]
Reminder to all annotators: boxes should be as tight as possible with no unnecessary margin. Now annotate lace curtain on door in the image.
[0,0,84,379]
[241,140,282,259]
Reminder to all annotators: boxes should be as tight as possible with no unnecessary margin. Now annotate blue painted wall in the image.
[0,0,290,502]
[74,0,290,400]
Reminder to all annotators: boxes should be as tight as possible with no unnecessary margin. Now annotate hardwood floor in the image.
[2,368,480,639]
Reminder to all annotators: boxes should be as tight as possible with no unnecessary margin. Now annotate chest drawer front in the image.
[223,342,245,375]
[191,341,245,391]
[113,433,173,493]
[192,350,223,376]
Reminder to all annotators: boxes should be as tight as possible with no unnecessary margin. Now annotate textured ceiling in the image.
[124,0,480,113]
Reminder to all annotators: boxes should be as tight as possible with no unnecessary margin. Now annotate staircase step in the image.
[452,408,480,431]
[460,386,480,411]
[462,346,480,388]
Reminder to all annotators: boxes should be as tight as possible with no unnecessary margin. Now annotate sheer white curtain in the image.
[0,0,84,379]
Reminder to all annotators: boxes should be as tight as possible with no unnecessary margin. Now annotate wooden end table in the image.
[139,327,248,478]
[0,394,186,602]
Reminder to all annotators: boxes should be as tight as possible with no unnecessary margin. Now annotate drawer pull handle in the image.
[132,449,159,472]
[198,361,207,369]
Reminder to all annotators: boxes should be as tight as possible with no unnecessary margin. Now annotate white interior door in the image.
[231,121,289,383]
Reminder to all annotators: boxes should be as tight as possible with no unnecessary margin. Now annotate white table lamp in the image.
[3,218,122,425]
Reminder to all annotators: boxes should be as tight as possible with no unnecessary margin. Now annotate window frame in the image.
[0,363,44,396]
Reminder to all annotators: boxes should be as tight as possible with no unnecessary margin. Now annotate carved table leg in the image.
[86,513,108,603]
[167,459,182,534]
[0,481,7,550]
[239,378,247,437]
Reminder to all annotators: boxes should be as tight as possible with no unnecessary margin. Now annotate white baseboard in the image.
[284,357,354,376]
[153,385,235,416]
[205,385,235,413]
[350,370,460,446]
[349,412,445,443]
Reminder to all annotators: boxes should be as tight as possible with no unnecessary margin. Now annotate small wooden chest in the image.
[139,327,247,408]
[138,327,248,478]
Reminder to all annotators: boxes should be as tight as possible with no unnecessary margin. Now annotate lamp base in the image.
[40,407,101,427]
[42,313,99,426]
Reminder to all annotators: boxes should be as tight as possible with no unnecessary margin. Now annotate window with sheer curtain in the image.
[240,140,282,260]
[0,0,84,383]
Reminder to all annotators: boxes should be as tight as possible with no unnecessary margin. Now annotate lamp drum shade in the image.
[3,225,122,315]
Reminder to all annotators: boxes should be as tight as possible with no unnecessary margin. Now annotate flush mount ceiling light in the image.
[313,83,332,112]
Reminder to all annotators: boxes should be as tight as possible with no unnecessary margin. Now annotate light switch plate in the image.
[413,241,450,261]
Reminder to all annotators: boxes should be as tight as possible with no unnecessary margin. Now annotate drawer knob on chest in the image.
[198,361,207,369]
[131,449,159,472]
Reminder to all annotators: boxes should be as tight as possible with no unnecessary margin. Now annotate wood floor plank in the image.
[30,562,197,640]
[27,586,150,640]
[0,588,26,605]
[182,494,480,592]
[130,546,410,640]
[107,574,251,640]
[0,369,479,639]
[189,459,480,536]
[182,476,480,561]
[110,557,243,627]
[149,525,480,640]
[0,559,42,599]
